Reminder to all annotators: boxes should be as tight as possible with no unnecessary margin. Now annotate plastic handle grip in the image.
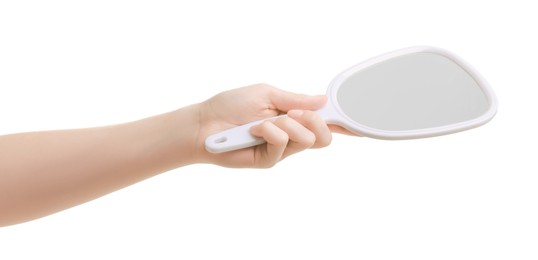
[204,101,339,153]
[204,115,284,153]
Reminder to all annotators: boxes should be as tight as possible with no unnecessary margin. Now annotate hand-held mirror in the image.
[205,46,497,153]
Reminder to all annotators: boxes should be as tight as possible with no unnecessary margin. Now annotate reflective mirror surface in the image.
[336,52,490,131]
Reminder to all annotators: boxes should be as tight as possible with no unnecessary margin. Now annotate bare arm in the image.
[0,84,339,227]
[0,105,200,226]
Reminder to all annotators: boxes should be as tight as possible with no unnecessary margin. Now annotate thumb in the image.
[270,89,327,112]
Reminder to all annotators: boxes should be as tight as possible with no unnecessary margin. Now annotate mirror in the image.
[336,53,489,131]
[205,46,497,153]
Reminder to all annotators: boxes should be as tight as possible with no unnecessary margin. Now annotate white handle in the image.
[204,115,284,153]
[204,100,341,153]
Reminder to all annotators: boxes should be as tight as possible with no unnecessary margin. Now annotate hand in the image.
[194,83,333,168]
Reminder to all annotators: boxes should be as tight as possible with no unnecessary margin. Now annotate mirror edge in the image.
[327,46,498,140]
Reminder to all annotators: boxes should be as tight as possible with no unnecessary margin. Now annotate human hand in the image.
[194,83,337,168]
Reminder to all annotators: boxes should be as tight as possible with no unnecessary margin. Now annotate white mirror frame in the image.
[320,46,498,140]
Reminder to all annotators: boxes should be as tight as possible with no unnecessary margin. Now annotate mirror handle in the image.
[204,115,286,153]
[204,98,344,153]
[315,99,342,125]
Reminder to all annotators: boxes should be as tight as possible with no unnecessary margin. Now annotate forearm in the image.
[0,104,200,226]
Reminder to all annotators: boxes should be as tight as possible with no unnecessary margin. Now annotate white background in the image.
[1,1,536,259]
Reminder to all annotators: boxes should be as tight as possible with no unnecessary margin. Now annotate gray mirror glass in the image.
[337,53,490,131]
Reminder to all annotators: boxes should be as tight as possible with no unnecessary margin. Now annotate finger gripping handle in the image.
[204,119,271,153]
[203,105,336,153]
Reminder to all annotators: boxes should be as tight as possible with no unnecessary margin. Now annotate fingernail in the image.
[288,109,303,118]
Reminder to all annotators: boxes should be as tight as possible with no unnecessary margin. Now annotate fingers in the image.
[269,87,327,112]
[272,116,316,158]
[288,110,332,148]
[249,121,288,168]
[250,110,332,167]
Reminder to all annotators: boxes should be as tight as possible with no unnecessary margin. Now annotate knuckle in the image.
[259,120,275,133]
[260,160,278,169]
[274,116,294,130]
[257,82,273,88]
[260,120,273,128]
[256,83,275,92]
[275,116,290,124]
[301,110,318,122]
[317,134,332,147]
[261,121,289,145]
[275,132,289,146]
[303,132,316,147]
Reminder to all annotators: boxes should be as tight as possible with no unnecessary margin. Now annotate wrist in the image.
[165,103,204,167]
[186,100,230,166]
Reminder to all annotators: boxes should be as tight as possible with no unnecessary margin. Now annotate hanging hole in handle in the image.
[214,136,228,144]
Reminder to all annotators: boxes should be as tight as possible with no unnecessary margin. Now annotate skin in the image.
[0,84,352,227]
